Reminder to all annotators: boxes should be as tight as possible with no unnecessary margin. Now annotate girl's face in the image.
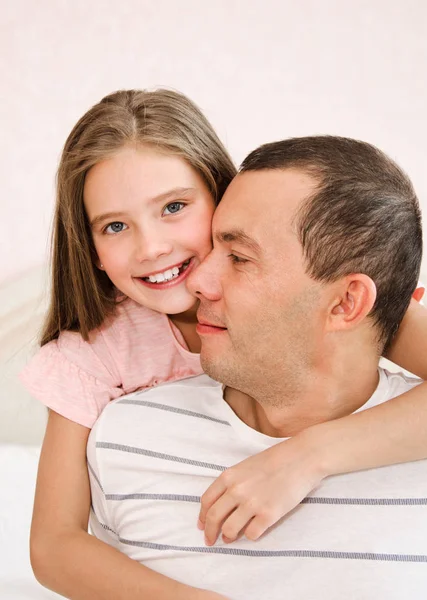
[84,146,216,316]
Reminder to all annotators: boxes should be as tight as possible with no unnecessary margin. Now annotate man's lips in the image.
[196,317,227,335]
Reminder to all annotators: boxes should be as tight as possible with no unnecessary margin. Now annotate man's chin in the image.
[200,353,224,382]
[200,352,237,387]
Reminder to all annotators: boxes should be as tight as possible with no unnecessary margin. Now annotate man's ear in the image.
[326,274,377,333]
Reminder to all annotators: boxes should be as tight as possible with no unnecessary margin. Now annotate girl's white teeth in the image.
[145,260,190,283]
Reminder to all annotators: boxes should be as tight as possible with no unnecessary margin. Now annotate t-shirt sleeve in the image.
[19,334,124,429]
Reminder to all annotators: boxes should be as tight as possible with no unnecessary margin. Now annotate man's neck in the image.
[223,349,380,438]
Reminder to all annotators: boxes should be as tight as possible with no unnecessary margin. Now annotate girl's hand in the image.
[198,431,325,546]
[412,286,425,303]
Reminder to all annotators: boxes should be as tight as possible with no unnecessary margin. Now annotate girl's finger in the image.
[244,513,274,541]
[203,493,239,546]
[198,478,227,529]
[220,505,256,544]
[413,286,425,302]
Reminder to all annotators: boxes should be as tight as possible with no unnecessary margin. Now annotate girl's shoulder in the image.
[46,298,169,378]
[18,322,125,428]
[19,298,202,428]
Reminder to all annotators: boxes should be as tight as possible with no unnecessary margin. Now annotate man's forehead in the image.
[213,168,317,237]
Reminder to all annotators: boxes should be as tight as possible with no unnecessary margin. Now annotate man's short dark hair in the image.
[241,136,422,352]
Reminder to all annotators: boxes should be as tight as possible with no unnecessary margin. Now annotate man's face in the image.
[187,168,326,401]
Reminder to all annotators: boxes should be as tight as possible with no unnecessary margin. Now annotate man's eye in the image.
[228,253,248,264]
[104,222,128,234]
[163,202,185,216]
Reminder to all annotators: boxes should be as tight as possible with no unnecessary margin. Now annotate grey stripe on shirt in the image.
[87,461,104,493]
[118,398,231,426]
[118,538,427,562]
[104,492,427,506]
[96,442,226,472]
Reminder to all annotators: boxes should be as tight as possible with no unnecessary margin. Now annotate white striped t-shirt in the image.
[87,370,427,600]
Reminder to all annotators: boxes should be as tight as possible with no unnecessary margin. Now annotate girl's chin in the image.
[164,300,199,317]
[167,301,199,319]
[142,296,198,317]
[122,278,196,316]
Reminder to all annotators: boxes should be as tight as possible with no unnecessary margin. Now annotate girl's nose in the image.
[133,229,173,263]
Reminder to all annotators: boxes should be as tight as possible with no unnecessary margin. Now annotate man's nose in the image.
[187,251,222,301]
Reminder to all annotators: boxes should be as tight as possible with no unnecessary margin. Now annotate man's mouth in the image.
[138,259,192,285]
[196,315,227,335]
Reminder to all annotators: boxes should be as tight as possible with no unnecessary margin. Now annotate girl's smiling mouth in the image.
[135,258,194,289]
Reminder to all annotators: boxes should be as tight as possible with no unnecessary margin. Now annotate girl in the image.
[22,89,427,600]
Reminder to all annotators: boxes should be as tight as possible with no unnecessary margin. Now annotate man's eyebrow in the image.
[215,229,262,254]
[90,187,196,228]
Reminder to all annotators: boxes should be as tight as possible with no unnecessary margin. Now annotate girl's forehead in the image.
[89,146,195,177]
[83,147,213,217]
[86,148,201,193]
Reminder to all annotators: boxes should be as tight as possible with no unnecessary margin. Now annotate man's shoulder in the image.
[93,374,225,433]
[361,367,421,412]
[380,367,421,395]
[135,373,222,395]
[118,374,223,407]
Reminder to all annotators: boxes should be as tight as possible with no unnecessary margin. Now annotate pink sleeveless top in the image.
[20,299,203,428]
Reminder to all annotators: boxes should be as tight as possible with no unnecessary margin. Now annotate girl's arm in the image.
[31,410,226,600]
[198,299,427,546]
[386,297,427,377]
[304,297,427,473]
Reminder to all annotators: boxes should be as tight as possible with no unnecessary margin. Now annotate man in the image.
[88,136,427,599]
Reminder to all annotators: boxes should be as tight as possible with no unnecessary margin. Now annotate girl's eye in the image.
[104,222,128,234]
[163,202,185,216]
[228,253,248,265]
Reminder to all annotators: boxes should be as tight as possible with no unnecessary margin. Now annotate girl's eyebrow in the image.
[90,212,127,228]
[90,188,196,228]
[150,187,196,204]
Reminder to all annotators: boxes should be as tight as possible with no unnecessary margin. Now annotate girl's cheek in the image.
[195,226,214,250]
[96,237,128,264]
[197,231,214,260]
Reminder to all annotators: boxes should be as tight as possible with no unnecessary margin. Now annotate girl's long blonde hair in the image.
[41,89,237,346]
